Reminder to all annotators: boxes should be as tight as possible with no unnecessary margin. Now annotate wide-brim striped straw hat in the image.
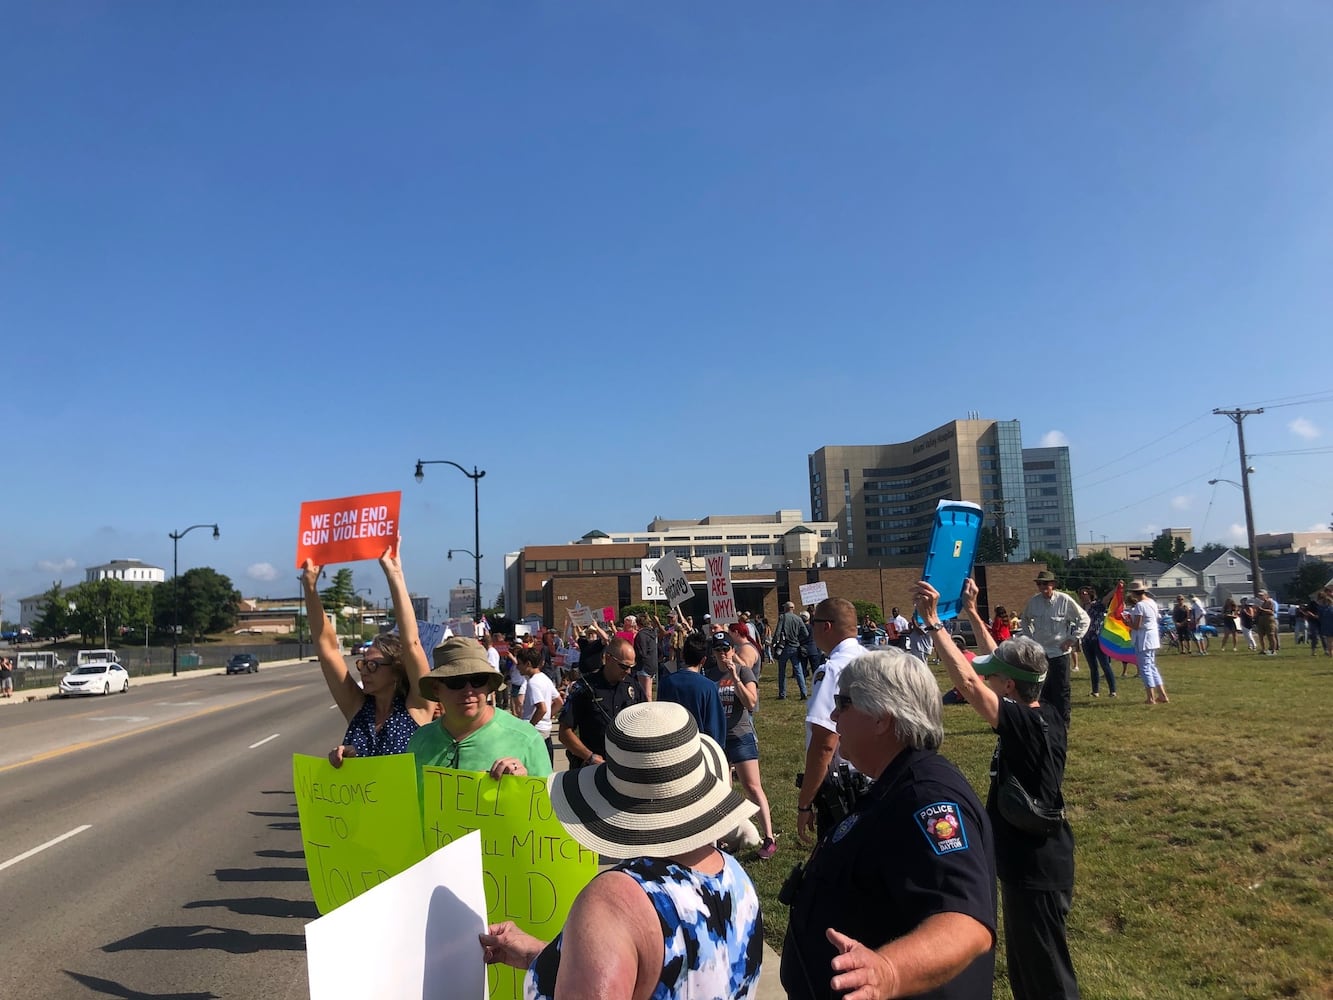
[547,702,758,860]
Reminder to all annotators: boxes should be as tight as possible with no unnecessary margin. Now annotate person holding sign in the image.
[408,637,552,783]
[930,578,1080,1000]
[479,702,764,1000]
[301,543,434,766]
[707,631,778,860]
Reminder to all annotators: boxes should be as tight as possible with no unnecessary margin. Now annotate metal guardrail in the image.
[7,642,312,692]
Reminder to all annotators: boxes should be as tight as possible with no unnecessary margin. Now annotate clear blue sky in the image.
[3,2,1331,617]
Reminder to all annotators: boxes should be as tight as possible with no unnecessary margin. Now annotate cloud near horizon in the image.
[35,557,77,574]
[246,562,279,582]
[1040,430,1070,448]
[1288,417,1320,440]
[1170,495,1191,511]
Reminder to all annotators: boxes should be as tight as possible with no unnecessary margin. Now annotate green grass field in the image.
[738,644,1333,1000]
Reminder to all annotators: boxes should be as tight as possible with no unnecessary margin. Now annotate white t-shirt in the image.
[805,637,867,772]
[520,671,560,737]
[1131,599,1160,651]
[486,647,501,671]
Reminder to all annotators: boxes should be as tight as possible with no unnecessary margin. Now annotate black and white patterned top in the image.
[526,852,764,1000]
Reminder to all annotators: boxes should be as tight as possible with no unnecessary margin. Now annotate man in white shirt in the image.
[1021,570,1090,727]
[515,647,562,766]
[796,596,867,845]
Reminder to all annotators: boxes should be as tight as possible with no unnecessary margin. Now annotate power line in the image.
[1072,412,1214,483]
[1076,425,1228,492]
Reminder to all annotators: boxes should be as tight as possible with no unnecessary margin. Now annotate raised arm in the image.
[378,539,432,723]
[302,559,364,722]
[961,578,997,655]
[916,581,999,728]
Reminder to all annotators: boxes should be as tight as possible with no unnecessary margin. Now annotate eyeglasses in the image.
[356,657,387,673]
[440,674,493,691]
[809,617,834,625]
[834,694,855,712]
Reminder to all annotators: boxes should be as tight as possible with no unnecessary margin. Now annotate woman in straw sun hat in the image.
[1123,581,1169,704]
[479,701,764,1000]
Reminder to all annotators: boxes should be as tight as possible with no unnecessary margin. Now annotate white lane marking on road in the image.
[248,734,281,749]
[157,701,204,707]
[0,825,92,873]
[88,716,150,723]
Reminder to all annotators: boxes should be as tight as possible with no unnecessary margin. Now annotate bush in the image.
[853,600,884,624]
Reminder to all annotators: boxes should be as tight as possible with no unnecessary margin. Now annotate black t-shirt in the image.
[782,748,996,1000]
[576,635,605,673]
[1172,605,1191,628]
[987,699,1075,889]
[633,626,659,677]
[557,669,642,760]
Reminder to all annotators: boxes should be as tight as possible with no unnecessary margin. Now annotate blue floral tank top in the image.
[526,852,763,1000]
[342,693,418,757]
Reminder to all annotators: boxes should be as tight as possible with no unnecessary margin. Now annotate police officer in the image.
[558,637,643,768]
[782,649,996,1000]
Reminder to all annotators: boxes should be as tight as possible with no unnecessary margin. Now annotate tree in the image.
[1149,531,1187,564]
[320,568,356,613]
[1064,551,1131,597]
[977,526,1021,564]
[1200,542,1228,556]
[66,579,153,644]
[1283,561,1333,603]
[852,601,883,625]
[32,582,72,639]
[1029,550,1069,589]
[153,568,240,641]
[493,590,505,614]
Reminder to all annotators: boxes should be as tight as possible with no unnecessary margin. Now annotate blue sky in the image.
[3,2,1331,617]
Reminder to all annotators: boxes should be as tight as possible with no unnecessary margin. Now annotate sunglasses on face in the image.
[834,694,854,712]
[356,657,386,673]
[606,656,635,670]
[441,674,493,691]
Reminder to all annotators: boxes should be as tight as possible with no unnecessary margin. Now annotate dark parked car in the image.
[226,654,260,675]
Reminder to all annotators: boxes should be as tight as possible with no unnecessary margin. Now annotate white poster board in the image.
[651,552,693,609]
[798,581,829,607]
[641,560,666,602]
[706,553,738,623]
[306,830,488,1000]
[569,603,596,627]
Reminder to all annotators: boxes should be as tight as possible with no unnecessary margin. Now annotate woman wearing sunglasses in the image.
[301,541,434,768]
[408,636,553,783]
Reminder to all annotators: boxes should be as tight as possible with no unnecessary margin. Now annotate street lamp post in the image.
[1209,470,1261,595]
[458,578,480,618]
[415,459,485,620]
[448,549,481,611]
[169,523,219,678]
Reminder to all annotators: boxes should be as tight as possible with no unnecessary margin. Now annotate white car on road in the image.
[59,661,131,696]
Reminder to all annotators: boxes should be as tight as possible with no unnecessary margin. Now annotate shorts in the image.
[1255,618,1277,637]
[1,677,12,692]
[510,683,523,701]
[1192,629,1206,641]
[635,663,658,680]
[724,731,759,764]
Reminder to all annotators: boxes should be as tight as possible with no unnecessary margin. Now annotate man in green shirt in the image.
[408,636,552,784]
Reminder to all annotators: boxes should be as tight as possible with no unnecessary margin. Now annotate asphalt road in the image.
[0,661,334,1000]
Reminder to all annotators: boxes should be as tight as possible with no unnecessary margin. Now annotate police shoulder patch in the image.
[913,801,969,855]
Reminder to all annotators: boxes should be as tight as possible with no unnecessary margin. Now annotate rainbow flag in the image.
[1100,582,1136,663]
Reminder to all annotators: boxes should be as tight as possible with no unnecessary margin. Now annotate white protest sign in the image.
[706,553,738,623]
[641,560,666,602]
[306,830,487,1000]
[651,551,693,609]
[798,581,829,607]
[569,603,596,627]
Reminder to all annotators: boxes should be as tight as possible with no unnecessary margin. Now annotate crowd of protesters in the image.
[301,539,1332,1000]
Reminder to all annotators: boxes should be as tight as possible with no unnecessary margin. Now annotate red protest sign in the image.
[295,491,401,567]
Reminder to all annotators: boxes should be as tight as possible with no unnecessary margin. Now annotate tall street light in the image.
[169,523,219,677]
[1209,469,1262,594]
[458,578,480,617]
[415,459,485,620]
[448,549,481,611]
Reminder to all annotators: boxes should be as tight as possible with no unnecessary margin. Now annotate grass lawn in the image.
[738,644,1333,999]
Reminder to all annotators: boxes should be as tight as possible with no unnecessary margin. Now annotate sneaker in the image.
[757,837,778,860]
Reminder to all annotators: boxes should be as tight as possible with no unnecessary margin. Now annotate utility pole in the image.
[1214,407,1264,598]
